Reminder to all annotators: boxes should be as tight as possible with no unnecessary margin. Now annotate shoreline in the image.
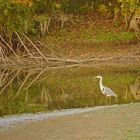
[0,103,140,140]
[0,104,119,131]
[0,103,135,131]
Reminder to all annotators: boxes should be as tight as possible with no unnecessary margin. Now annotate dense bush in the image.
[0,0,139,44]
[117,0,140,27]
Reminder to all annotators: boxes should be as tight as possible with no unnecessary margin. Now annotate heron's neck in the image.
[99,78,103,90]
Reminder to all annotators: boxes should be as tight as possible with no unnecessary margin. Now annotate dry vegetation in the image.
[0,14,140,69]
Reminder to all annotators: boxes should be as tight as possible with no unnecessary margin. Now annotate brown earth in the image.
[0,103,140,140]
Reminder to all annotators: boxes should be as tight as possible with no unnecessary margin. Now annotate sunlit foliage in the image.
[0,0,139,44]
[14,0,33,7]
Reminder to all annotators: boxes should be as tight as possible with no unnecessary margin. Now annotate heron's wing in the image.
[103,86,117,97]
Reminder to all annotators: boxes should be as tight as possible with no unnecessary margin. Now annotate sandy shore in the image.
[0,103,140,140]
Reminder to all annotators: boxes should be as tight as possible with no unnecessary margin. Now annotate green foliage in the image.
[98,4,108,13]
[117,0,140,27]
[32,0,57,14]
[95,31,135,41]
[0,0,139,42]
[0,0,33,34]
[118,0,139,14]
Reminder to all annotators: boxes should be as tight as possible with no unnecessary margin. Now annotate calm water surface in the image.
[0,66,140,116]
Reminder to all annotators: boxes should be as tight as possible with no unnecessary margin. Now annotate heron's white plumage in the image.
[96,75,117,97]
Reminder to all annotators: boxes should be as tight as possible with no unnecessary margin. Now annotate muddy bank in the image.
[0,103,140,140]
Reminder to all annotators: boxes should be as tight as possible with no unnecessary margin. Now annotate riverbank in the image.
[0,15,140,69]
[1,40,140,69]
[0,103,140,140]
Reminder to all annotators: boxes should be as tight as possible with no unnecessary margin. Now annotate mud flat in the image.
[0,103,140,140]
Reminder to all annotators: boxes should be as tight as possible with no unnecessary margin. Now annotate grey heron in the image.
[96,75,117,104]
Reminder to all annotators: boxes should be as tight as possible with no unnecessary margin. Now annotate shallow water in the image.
[0,66,140,116]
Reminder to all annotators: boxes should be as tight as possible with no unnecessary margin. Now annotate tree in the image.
[117,0,140,27]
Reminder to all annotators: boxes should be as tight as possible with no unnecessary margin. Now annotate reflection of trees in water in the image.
[0,68,50,114]
[130,78,140,100]
[0,67,98,115]
[0,68,140,116]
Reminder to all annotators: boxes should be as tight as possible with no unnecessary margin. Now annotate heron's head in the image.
[96,75,102,79]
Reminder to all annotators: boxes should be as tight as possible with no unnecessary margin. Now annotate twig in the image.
[0,69,20,94]
[15,32,34,58]
[11,70,34,102]
[21,33,48,61]
[26,67,48,89]
[0,35,20,60]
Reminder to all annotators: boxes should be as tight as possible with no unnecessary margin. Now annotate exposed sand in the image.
[0,103,140,140]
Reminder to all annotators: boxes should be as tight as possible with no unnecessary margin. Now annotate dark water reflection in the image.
[0,67,140,116]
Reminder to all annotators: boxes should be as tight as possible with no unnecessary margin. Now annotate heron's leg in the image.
[109,96,111,105]
[114,97,118,104]
[105,95,107,106]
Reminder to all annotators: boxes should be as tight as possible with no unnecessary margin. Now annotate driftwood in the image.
[0,52,140,69]
[0,35,19,60]
[0,33,140,69]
